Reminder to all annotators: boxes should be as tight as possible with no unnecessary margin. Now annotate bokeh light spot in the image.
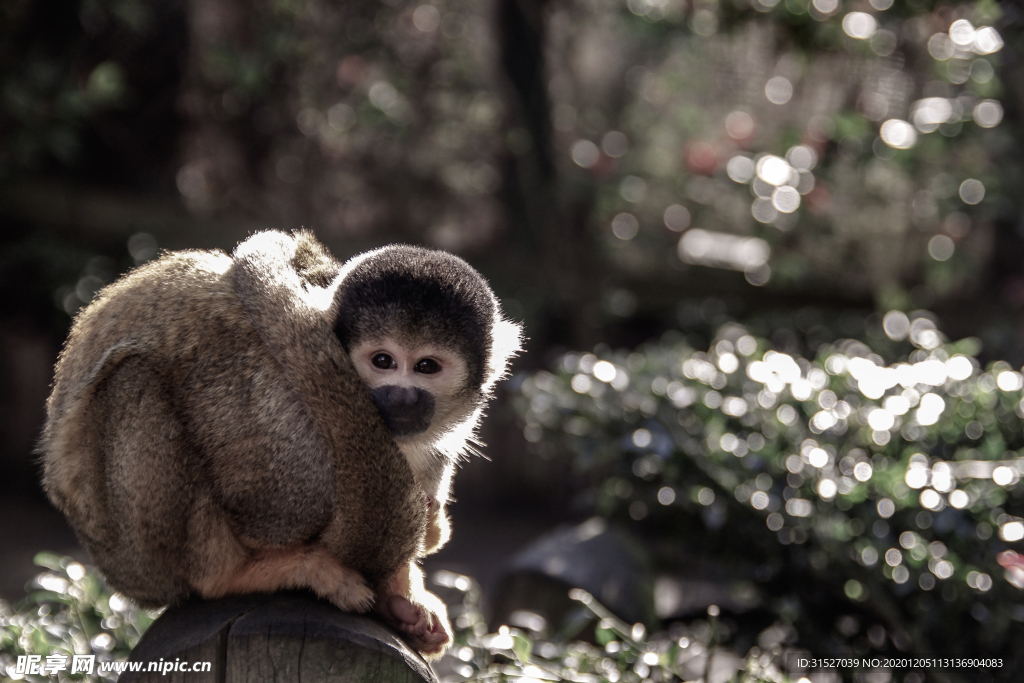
[602,131,629,158]
[785,145,817,171]
[751,198,777,224]
[920,489,943,511]
[949,490,969,509]
[870,29,897,56]
[949,19,976,47]
[973,100,1003,128]
[611,213,640,240]
[997,371,1023,392]
[725,111,755,139]
[971,59,994,84]
[880,119,917,149]
[772,186,801,213]
[620,176,648,203]
[756,155,792,186]
[973,27,1004,55]
[928,235,954,261]
[916,393,945,425]
[842,13,877,40]
[572,140,600,168]
[412,5,441,32]
[632,427,652,447]
[663,204,691,231]
[678,229,770,272]
[993,466,1014,486]
[765,77,793,105]
[1002,521,1024,542]
[928,33,954,60]
[882,310,910,340]
[959,179,985,205]
[812,0,839,15]
[727,155,755,183]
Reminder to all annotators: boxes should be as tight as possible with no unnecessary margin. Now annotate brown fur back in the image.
[40,235,425,606]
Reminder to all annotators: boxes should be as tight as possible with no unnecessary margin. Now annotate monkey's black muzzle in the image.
[370,385,435,436]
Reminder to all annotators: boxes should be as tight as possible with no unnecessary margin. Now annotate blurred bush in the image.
[511,311,1024,676]
[0,553,157,682]
[434,570,793,683]
[1,555,792,683]
[547,0,1014,306]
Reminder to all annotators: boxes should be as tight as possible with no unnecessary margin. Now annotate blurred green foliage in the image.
[0,0,160,173]
[4,0,1018,312]
[1,557,793,683]
[511,312,1024,678]
[436,571,794,682]
[0,553,157,682]
[550,0,1014,305]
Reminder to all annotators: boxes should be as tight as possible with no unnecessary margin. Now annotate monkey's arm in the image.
[422,498,451,555]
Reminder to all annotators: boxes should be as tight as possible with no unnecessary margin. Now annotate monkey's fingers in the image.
[377,594,427,632]
[406,596,453,656]
[375,594,452,656]
[406,616,451,657]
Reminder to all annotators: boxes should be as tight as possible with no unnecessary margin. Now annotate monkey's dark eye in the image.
[372,354,395,369]
[415,358,441,374]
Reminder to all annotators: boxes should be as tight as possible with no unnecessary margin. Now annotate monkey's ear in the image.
[483,317,524,392]
[290,230,340,289]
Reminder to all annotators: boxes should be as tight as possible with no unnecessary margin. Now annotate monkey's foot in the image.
[375,593,452,657]
[320,572,376,613]
[201,545,376,614]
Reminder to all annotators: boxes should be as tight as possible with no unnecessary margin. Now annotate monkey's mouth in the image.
[370,386,435,437]
[380,413,431,436]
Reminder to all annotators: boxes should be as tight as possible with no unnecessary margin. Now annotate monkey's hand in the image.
[375,562,452,658]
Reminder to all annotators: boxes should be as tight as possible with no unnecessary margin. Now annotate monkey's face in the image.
[349,337,474,443]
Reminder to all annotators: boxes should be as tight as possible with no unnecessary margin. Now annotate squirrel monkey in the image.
[40,230,522,657]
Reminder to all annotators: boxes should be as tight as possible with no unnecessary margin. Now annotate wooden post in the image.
[120,591,438,683]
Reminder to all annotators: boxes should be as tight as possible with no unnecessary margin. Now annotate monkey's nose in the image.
[370,385,436,436]
[380,386,418,406]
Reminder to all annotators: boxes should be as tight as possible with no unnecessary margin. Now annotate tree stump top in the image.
[122,592,438,683]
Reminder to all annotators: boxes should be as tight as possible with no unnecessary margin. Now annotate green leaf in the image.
[33,552,63,571]
[511,633,532,663]
[595,622,616,646]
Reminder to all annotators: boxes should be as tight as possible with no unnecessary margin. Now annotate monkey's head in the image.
[332,245,522,460]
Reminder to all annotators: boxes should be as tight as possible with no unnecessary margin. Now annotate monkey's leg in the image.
[374,562,452,658]
[195,545,375,613]
[92,357,193,605]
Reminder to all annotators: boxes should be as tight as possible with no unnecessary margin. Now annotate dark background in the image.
[2,0,1024,627]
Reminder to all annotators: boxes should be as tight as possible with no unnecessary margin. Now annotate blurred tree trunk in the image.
[498,0,603,350]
